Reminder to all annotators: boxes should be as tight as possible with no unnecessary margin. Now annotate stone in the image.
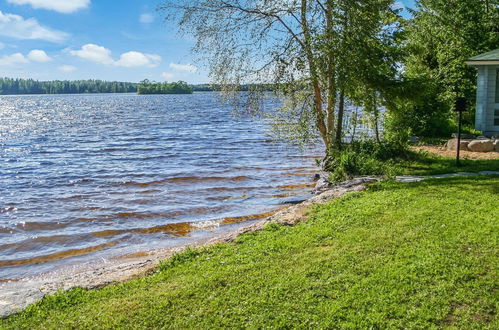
[467,139,494,152]
[494,140,499,152]
[409,136,419,144]
[476,135,490,140]
[314,178,332,193]
[446,139,470,151]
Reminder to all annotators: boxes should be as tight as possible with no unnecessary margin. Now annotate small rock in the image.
[446,139,470,151]
[314,178,332,193]
[468,140,494,152]
[395,176,425,183]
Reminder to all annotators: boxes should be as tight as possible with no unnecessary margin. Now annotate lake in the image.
[0,93,320,280]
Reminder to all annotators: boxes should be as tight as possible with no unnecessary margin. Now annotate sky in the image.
[0,0,416,83]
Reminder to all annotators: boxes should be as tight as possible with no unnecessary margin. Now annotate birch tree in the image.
[160,0,401,151]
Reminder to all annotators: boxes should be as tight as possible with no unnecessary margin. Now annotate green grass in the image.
[397,151,499,175]
[2,176,498,329]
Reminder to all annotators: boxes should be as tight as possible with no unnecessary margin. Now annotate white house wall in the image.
[475,66,487,131]
[484,66,498,132]
[475,65,499,134]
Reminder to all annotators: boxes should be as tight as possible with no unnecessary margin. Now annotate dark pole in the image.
[456,109,462,166]
[454,97,466,167]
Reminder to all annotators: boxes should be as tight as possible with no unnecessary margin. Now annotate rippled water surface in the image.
[0,93,319,280]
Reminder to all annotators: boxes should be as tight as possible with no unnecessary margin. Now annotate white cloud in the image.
[392,2,405,10]
[27,49,52,62]
[161,72,175,80]
[58,65,76,72]
[139,13,154,24]
[115,51,161,67]
[70,44,114,64]
[169,63,198,73]
[0,11,69,42]
[70,44,162,68]
[0,53,29,66]
[7,0,90,14]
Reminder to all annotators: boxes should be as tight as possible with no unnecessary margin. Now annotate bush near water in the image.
[323,140,415,182]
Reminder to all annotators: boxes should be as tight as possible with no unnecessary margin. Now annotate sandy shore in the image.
[0,177,379,318]
[413,145,499,160]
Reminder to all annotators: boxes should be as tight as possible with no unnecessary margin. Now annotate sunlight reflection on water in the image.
[0,93,320,279]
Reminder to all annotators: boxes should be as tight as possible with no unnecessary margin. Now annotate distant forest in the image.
[0,78,138,95]
[0,77,276,95]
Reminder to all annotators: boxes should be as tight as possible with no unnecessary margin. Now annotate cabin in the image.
[465,49,499,136]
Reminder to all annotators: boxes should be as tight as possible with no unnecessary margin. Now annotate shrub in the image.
[324,139,413,182]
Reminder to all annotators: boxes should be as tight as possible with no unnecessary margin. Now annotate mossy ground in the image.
[2,175,498,329]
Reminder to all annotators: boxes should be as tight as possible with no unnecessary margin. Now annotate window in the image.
[495,109,499,126]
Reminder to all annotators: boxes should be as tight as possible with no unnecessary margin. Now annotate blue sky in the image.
[0,0,416,83]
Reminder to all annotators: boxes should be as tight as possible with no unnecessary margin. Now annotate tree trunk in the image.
[301,0,329,147]
[374,112,381,144]
[350,107,359,144]
[372,93,381,143]
[325,0,336,146]
[336,89,345,148]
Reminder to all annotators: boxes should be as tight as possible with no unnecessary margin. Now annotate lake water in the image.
[0,93,320,280]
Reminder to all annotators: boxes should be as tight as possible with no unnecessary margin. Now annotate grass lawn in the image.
[2,176,498,329]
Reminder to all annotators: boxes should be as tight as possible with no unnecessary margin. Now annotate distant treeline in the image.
[0,78,138,95]
[137,81,275,94]
[137,80,193,94]
[0,77,275,95]
[191,84,275,92]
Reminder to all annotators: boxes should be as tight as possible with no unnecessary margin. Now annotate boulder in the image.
[446,139,470,151]
[494,140,499,152]
[468,139,494,152]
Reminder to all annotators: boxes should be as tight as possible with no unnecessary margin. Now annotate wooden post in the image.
[456,110,462,166]
[454,97,467,167]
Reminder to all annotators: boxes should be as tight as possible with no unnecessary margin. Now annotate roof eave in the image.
[465,60,499,66]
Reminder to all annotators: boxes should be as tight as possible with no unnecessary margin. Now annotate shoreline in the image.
[0,177,379,318]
